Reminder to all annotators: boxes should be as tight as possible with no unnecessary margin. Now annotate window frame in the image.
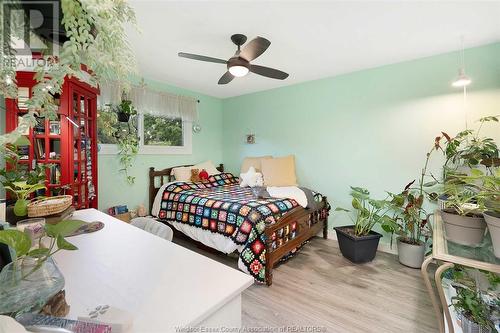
[98,113,192,155]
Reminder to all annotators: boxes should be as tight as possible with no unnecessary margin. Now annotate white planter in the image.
[441,210,486,246]
[397,238,426,268]
[483,211,500,259]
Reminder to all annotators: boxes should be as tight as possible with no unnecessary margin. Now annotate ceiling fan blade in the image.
[239,37,271,61]
[178,52,227,64]
[250,65,289,80]
[218,71,234,85]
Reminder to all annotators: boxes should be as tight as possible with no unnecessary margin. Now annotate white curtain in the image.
[98,83,198,122]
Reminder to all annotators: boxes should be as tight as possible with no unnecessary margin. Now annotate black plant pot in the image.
[6,205,27,225]
[117,111,130,122]
[334,226,382,263]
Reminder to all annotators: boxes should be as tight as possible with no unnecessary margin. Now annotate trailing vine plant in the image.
[0,0,137,146]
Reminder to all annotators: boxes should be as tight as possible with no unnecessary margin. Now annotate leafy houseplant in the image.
[384,181,432,268]
[0,220,85,315]
[443,116,500,176]
[454,168,500,257]
[440,170,488,247]
[334,187,394,263]
[98,101,139,184]
[450,267,498,333]
[0,143,48,220]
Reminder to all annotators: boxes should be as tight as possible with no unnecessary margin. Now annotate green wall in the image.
[221,42,500,244]
[97,77,224,210]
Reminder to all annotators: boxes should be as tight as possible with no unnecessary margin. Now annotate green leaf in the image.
[45,219,86,237]
[352,198,361,210]
[13,199,29,216]
[28,248,50,258]
[334,207,349,212]
[13,136,31,146]
[0,229,32,258]
[56,235,78,251]
[423,181,438,187]
[470,169,484,177]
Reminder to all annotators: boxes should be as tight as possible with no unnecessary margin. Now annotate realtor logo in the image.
[1,1,60,67]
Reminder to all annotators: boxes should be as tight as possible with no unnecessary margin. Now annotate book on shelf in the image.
[35,139,45,159]
[50,165,61,185]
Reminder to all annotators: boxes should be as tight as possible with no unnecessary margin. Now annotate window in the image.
[143,114,183,146]
[97,109,192,155]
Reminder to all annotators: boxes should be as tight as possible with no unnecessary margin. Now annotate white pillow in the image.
[172,166,192,182]
[194,160,220,176]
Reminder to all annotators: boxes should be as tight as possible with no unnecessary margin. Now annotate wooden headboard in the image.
[149,164,224,213]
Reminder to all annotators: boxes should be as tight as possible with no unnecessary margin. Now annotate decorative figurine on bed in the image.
[199,169,209,181]
[239,167,264,188]
[191,169,209,182]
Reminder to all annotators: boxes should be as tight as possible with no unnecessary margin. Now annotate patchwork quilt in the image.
[157,173,299,283]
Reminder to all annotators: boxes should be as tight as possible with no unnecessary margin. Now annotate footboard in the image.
[264,195,330,285]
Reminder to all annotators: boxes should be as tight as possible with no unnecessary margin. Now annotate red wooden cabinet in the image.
[5,71,99,209]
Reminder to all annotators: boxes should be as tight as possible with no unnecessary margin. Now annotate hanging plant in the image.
[117,128,139,185]
[116,99,137,123]
[0,0,137,145]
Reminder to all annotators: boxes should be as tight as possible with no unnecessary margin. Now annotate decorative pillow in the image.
[190,169,201,182]
[239,166,264,188]
[240,156,273,174]
[261,155,297,187]
[194,160,220,176]
[172,166,192,182]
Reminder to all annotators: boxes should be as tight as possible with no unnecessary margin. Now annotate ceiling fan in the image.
[178,34,289,85]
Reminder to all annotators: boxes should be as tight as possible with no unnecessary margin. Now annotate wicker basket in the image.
[27,195,73,218]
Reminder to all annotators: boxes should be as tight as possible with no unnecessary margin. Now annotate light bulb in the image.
[229,65,249,77]
[452,69,471,87]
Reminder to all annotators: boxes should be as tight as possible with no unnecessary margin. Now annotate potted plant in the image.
[0,220,85,315]
[450,268,497,333]
[459,168,500,257]
[440,173,487,246]
[384,181,432,268]
[0,143,48,223]
[443,116,500,177]
[116,99,137,123]
[334,187,393,263]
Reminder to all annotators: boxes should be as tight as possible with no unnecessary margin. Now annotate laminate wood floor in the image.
[174,236,439,333]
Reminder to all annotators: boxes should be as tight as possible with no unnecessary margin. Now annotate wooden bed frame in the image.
[149,164,330,286]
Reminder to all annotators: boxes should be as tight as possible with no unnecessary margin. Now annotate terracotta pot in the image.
[441,209,486,246]
[484,211,500,259]
[397,238,426,269]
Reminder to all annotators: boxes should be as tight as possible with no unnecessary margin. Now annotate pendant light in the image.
[452,37,471,88]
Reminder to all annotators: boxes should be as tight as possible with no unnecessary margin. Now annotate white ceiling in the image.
[126,1,500,99]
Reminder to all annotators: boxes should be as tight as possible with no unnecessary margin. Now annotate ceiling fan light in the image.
[452,68,471,87]
[229,65,249,77]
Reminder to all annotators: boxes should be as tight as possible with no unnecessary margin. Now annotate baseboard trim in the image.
[326,231,398,255]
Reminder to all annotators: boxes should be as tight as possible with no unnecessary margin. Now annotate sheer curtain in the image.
[98,82,198,121]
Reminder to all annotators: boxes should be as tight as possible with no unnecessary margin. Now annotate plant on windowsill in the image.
[0,220,85,315]
[334,187,394,263]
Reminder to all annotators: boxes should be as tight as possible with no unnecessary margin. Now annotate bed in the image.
[149,164,330,286]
